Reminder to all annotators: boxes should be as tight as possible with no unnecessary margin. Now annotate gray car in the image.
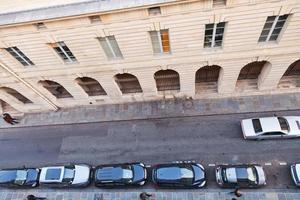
[215,164,266,188]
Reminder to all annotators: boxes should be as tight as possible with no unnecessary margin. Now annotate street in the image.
[0,110,300,189]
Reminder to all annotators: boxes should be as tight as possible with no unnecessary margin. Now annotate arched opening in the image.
[0,100,21,115]
[278,60,300,89]
[75,77,107,96]
[114,73,143,94]
[154,69,180,92]
[0,87,32,104]
[39,80,73,99]
[195,65,221,94]
[236,61,267,92]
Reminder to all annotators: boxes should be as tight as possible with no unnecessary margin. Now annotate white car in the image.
[39,164,91,187]
[291,163,300,187]
[241,116,300,140]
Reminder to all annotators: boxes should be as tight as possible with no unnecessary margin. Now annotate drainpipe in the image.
[0,62,59,111]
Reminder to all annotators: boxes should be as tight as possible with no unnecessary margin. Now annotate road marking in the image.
[208,164,216,167]
[265,163,272,166]
[279,162,287,166]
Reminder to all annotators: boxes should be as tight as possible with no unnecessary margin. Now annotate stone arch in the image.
[0,87,32,104]
[75,77,107,96]
[154,69,180,91]
[235,61,270,92]
[195,65,221,94]
[38,80,73,99]
[0,99,21,115]
[278,59,300,89]
[114,73,143,94]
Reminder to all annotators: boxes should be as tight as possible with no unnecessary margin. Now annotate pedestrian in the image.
[2,113,19,125]
[25,195,47,200]
[139,192,152,200]
[234,188,242,197]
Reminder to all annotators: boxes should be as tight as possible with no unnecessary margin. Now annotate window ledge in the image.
[202,47,223,54]
[257,41,279,48]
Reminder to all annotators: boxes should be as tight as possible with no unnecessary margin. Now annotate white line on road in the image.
[208,164,216,167]
[265,163,272,166]
[279,162,287,166]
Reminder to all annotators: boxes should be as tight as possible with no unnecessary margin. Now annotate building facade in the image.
[0,0,299,114]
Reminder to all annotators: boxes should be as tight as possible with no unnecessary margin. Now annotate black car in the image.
[152,163,206,188]
[0,168,39,188]
[94,163,147,187]
[215,164,266,188]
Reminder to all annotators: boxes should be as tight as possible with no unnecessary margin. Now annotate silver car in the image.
[291,163,300,187]
[241,116,300,140]
[215,164,266,188]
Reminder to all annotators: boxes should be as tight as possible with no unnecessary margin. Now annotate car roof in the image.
[259,117,282,133]
[40,166,64,183]
[156,166,193,180]
[96,166,132,181]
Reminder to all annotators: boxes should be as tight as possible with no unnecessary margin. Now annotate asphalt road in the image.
[0,110,300,189]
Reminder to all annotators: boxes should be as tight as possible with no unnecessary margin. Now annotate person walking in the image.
[25,195,47,200]
[234,188,242,197]
[139,192,152,200]
[2,113,19,125]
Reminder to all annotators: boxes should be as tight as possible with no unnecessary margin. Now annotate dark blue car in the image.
[0,168,40,188]
[94,163,147,187]
[152,163,206,188]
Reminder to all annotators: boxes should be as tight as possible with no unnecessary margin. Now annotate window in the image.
[98,36,123,59]
[39,80,73,99]
[262,132,285,136]
[5,47,34,66]
[252,119,262,133]
[76,77,107,96]
[148,7,161,16]
[258,15,289,42]
[89,15,101,23]
[149,30,171,54]
[213,0,226,7]
[1,87,32,104]
[204,22,225,48]
[278,117,289,131]
[50,42,77,63]
[34,22,47,30]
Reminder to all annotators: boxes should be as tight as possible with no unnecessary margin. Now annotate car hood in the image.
[241,119,256,137]
[72,165,90,185]
[132,164,146,183]
[255,166,266,185]
[25,169,39,185]
[192,165,205,182]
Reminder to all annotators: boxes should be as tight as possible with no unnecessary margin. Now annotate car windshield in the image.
[62,166,75,183]
[14,170,27,185]
[252,119,262,133]
[278,117,290,131]
[122,169,133,179]
[246,167,257,182]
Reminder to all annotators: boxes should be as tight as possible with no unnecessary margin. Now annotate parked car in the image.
[0,168,39,188]
[94,163,147,187]
[152,163,206,188]
[215,164,266,188]
[290,163,300,187]
[241,116,300,140]
[39,164,91,187]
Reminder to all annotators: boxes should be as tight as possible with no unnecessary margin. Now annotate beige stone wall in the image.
[0,0,90,14]
[0,0,299,113]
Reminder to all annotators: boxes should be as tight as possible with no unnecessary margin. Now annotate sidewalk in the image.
[2,92,300,128]
[1,190,300,200]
